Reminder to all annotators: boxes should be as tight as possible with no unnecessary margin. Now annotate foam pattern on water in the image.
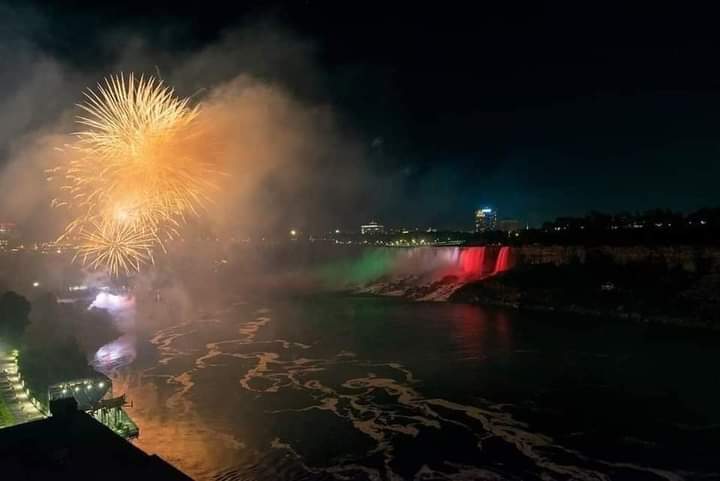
[112,304,705,481]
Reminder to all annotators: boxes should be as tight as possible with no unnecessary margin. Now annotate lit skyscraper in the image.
[474,208,497,232]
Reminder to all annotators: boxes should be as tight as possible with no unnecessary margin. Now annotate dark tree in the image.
[0,291,31,342]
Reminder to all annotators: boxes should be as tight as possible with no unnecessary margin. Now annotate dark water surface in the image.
[109,294,720,481]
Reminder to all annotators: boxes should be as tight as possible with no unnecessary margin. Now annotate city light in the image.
[32,281,40,287]
[290,229,297,237]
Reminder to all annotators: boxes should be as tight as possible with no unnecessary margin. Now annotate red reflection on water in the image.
[493,310,512,351]
[449,304,489,355]
[450,305,514,356]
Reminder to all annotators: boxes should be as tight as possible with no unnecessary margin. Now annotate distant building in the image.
[388,227,416,235]
[0,222,18,249]
[0,223,16,236]
[361,221,384,235]
[474,208,497,232]
[497,219,522,232]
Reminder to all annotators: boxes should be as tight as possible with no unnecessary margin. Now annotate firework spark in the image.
[69,73,215,231]
[74,221,156,277]
[52,73,222,275]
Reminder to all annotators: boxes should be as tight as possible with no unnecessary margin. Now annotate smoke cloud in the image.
[0,6,392,247]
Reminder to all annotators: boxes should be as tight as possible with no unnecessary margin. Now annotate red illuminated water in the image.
[456,246,511,277]
[458,247,487,276]
[493,246,511,274]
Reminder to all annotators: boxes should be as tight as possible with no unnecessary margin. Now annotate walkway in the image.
[0,341,45,428]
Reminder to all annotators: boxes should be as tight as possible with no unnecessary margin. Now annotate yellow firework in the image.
[74,221,156,277]
[52,73,222,275]
[67,73,216,231]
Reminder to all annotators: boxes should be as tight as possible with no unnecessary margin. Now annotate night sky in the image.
[3,1,720,229]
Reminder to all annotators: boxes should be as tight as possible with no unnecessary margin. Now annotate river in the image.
[96,293,720,481]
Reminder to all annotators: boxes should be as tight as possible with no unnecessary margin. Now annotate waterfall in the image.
[493,246,511,274]
[322,245,513,292]
[458,246,487,277]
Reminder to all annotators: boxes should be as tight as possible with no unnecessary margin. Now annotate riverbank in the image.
[449,262,720,331]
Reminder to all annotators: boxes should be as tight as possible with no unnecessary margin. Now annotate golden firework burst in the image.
[74,221,156,277]
[51,73,222,275]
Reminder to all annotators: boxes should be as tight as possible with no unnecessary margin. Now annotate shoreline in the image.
[447,295,720,332]
[345,276,720,332]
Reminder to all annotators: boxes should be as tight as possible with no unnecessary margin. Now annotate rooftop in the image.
[0,398,192,481]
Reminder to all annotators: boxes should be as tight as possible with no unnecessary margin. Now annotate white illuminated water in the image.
[90,291,137,372]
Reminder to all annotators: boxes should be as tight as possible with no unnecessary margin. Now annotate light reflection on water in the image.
[93,334,136,373]
[93,295,720,481]
[91,290,138,374]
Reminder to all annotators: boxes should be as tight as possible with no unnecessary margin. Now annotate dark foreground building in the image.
[0,398,193,481]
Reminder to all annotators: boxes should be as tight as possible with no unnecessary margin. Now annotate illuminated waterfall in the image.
[493,246,511,274]
[320,245,513,290]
